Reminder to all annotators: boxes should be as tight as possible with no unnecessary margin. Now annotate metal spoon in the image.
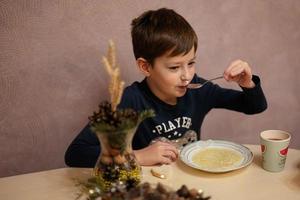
[187,75,224,89]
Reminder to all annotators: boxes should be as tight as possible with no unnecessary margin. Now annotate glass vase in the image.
[93,126,141,192]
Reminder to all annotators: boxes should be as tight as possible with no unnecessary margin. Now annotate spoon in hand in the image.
[187,75,224,89]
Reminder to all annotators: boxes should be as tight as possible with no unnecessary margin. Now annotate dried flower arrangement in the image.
[84,40,154,195]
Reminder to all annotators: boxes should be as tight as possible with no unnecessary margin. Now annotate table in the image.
[0,145,299,200]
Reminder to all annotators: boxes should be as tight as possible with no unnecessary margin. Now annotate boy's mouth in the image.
[177,85,188,90]
[178,82,190,88]
[177,81,190,90]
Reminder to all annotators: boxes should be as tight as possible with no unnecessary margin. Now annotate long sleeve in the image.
[205,75,268,114]
[64,124,100,167]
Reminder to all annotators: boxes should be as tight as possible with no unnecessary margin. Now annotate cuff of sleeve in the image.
[241,75,262,94]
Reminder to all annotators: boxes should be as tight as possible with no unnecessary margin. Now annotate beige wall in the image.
[0,0,299,177]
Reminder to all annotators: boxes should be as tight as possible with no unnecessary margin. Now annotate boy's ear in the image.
[136,58,151,77]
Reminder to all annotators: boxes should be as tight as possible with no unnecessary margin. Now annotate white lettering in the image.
[182,117,188,128]
[155,117,192,135]
[174,117,181,128]
[168,121,176,131]
[182,117,192,128]
[155,125,162,134]
[186,118,192,128]
[162,123,169,132]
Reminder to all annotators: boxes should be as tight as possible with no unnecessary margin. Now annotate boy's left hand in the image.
[223,60,255,88]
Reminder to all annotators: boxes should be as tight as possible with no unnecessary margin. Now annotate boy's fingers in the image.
[225,60,250,81]
[161,156,173,165]
[230,65,244,77]
[164,150,178,160]
[228,59,243,69]
[155,142,178,155]
[166,145,179,155]
[224,60,242,80]
[225,60,243,72]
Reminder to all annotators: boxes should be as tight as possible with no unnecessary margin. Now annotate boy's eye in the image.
[188,61,195,66]
[168,66,180,70]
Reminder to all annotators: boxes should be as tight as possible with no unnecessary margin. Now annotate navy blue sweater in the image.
[65,74,267,167]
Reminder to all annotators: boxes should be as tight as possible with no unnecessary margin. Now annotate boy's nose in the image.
[180,69,190,81]
[180,74,188,81]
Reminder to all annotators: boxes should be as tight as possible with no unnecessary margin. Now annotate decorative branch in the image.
[89,40,155,132]
[102,40,125,111]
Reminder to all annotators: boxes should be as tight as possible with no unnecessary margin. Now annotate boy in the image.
[65,8,267,167]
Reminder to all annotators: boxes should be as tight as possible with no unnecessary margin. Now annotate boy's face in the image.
[145,46,196,105]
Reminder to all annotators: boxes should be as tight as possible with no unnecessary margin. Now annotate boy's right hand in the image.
[133,141,178,166]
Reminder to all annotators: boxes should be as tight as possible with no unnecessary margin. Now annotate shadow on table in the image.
[175,159,249,179]
[64,168,92,182]
[289,161,300,190]
[252,153,300,191]
[251,154,262,167]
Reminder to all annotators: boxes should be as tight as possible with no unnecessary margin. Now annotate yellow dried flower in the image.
[102,40,125,111]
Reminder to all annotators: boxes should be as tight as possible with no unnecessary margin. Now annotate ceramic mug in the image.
[260,130,291,172]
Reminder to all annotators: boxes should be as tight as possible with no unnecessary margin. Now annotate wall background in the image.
[0,0,299,177]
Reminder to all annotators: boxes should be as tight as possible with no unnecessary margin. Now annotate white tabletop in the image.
[0,145,299,200]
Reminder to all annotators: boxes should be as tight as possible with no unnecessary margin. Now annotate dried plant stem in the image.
[107,40,116,68]
[102,40,125,111]
[102,56,113,75]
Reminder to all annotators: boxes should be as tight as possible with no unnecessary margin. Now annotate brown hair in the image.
[131,8,198,65]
